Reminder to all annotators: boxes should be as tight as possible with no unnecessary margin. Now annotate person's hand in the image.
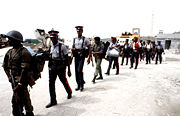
[68,70,71,77]
[111,47,115,49]
[87,57,91,64]
[8,76,12,83]
[13,85,21,92]
[92,51,95,55]
[71,48,75,51]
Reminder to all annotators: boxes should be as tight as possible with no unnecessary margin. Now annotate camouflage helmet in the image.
[6,30,23,42]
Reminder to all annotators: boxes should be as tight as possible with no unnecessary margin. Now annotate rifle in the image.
[91,56,94,67]
[11,74,24,116]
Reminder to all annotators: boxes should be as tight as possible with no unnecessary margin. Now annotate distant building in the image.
[140,36,155,41]
[155,31,180,50]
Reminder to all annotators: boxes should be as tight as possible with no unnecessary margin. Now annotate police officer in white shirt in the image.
[71,26,91,91]
[46,29,72,108]
[130,37,140,69]
[105,37,120,75]
[121,39,130,65]
[145,40,152,64]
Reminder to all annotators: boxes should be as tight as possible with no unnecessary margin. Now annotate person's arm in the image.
[92,45,104,55]
[65,54,71,77]
[93,50,103,55]
[62,45,71,77]
[3,68,12,82]
[87,45,92,64]
[71,38,76,51]
[2,50,12,82]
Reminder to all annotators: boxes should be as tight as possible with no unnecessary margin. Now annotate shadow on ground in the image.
[36,106,85,116]
[36,95,101,116]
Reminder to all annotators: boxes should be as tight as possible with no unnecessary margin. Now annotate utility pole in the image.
[151,12,154,40]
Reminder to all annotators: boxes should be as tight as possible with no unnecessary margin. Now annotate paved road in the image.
[1,48,180,116]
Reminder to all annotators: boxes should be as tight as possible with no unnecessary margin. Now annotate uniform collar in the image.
[52,41,59,47]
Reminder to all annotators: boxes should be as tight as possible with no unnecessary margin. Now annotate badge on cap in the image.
[48,28,59,35]
[48,28,59,38]
[75,26,83,32]
[111,37,116,40]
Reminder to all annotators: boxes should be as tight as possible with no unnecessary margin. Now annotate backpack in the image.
[101,41,110,58]
[25,46,46,87]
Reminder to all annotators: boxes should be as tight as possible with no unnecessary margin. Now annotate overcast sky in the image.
[0,0,180,40]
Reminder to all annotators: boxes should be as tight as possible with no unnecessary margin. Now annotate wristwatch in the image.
[18,83,22,86]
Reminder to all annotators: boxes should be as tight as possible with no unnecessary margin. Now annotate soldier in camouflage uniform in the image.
[2,30,34,116]
[91,37,104,83]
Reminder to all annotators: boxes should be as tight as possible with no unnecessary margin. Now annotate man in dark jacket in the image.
[155,41,164,64]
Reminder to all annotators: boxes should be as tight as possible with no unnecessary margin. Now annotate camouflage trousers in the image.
[12,85,33,116]
[94,57,102,77]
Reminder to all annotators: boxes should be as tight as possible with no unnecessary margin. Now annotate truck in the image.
[116,28,140,55]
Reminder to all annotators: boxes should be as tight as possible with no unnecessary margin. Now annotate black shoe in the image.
[121,64,123,66]
[129,66,133,69]
[67,93,72,99]
[105,72,109,75]
[80,87,84,92]
[116,72,119,75]
[126,63,128,65]
[134,67,137,69]
[146,62,148,64]
[83,80,86,84]
[46,102,57,108]
[26,112,34,116]
[75,87,80,91]
[96,77,103,80]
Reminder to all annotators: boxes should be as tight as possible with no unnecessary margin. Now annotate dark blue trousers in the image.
[130,51,139,68]
[107,56,119,74]
[75,56,85,88]
[121,50,129,65]
[146,51,151,64]
[49,64,72,103]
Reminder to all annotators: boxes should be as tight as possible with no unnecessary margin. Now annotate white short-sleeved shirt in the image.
[50,42,68,60]
[109,42,120,49]
[146,43,152,50]
[74,36,90,49]
[124,43,129,49]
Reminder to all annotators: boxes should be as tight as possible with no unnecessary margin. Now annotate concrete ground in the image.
[1,47,180,116]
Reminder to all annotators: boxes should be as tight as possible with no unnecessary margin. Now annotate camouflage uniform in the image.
[92,42,104,77]
[3,46,33,116]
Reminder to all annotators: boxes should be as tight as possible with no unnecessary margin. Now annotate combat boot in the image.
[96,74,103,80]
[92,76,97,84]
